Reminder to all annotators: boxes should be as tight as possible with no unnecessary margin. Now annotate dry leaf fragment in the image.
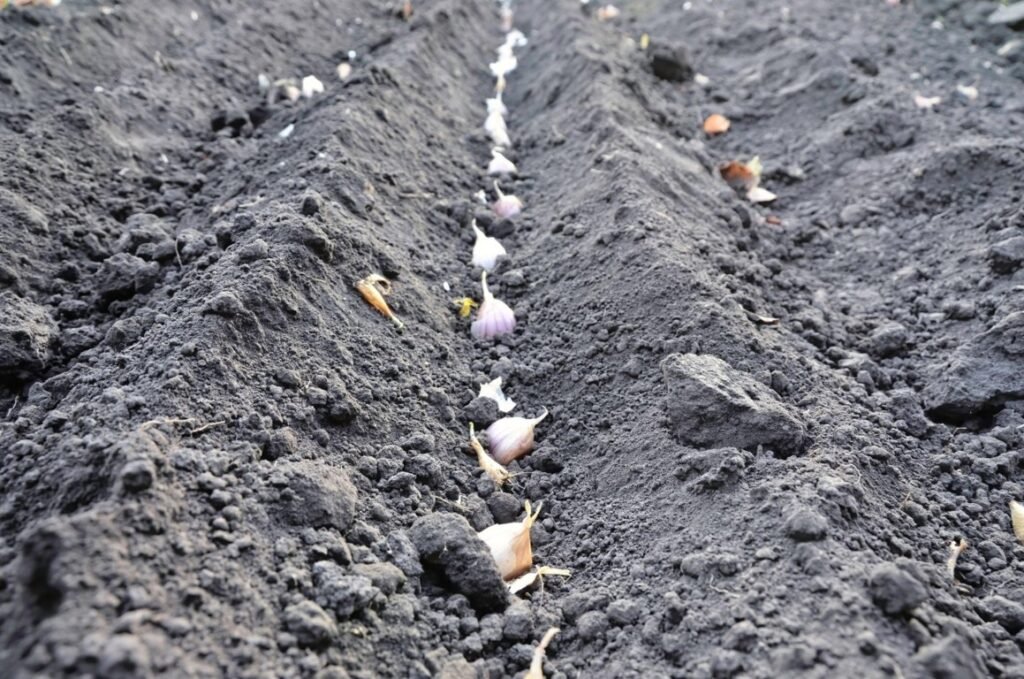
[765,215,782,225]
[639,33,650,50]
[508,566,571,594]
[596,4,620,20]
[453,297,478,318]
[1010,501,1024,544]
[946,538,968,580]
[956,84,978,101]
[703,113,731,136]
[746,311,780,325]
[525,628,560,679]
[355,274,404,330]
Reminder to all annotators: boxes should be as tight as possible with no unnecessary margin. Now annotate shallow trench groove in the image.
[2,0,1024,677]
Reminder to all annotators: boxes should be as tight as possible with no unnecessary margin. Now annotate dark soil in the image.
[2,0,1024,677]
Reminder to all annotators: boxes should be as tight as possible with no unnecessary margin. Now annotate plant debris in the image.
[355,274,404,330]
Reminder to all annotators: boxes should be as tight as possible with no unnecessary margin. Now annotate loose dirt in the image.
[2,0,1023,677]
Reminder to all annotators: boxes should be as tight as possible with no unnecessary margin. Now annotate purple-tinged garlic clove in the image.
[485,408,547,464]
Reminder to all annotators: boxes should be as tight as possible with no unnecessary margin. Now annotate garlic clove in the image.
[1011,501,1024,544]
[492,181,523,218]
[471,271,516,340]
[478,500,542,579]
[486,94,508,117]
[478,376,516,413]
[485,408,547,464]
[505,30,528,48]
[301,75,324,99]
[471,220,507,271]
[488,148,518,176]
[489,54,517,78]
[747,186,777,203]
[484,112,512,148]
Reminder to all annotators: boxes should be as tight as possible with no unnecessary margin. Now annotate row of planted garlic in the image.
[464,4,564,677]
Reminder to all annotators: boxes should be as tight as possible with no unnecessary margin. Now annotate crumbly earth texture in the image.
[2,0,1024,677]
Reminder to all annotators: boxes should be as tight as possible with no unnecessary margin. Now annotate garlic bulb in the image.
[469,423,510,486]
[471,271,516,340]
[492,181,522,218]
[486,408,548,464]
[471,220,507,271]
[301,75,324,98]
[478,500,542,579]
[478,376,516,413]
[488,148,518,176]
[487,94,508,117]
[485,112,511,148]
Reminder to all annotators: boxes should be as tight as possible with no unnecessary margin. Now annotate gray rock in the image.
[464,396,500,427]
[487,492,522,524]
[577,610,609,640]
[868,564,926,616]
[988,235,1024,274]
[283,600,336,648]
[352,562,407,596]
[661,353,806,453]
[865,322,908,358]
[98,634,151,679]
[722,620,759,652]
[913,634,986,678]
[273,462,358,531]
[784,508,829,542]
[263,427,298,461]
[312,562,378,619]
[119,459,156,492]
[923,312,1024,421]
[0,293,56,377]
[385,531,423,578]
[408,513,508,612]
[977,595,1024,633]
[95,253,159,301]
[502,601,533,642]
[607,598,642,626]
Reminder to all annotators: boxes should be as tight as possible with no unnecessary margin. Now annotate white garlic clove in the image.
[478,501,542,579]
[471,220,507,271]
[492,181,522,219]
[484,112,512,148]
[1011,501,1024,544]
[301,75,324,98]
[486,408,548,464]
[478,377,516,413]
[746,186,777,203]
[488,148,518,176]
[505,30,528,48]
[471,272,516,340]
[486,94,508,117]
[489,54,517,78]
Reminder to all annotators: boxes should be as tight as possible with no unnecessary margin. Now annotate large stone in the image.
[914,635,986,678]
[408,513,508,612]
[272,462,358,531]
[922,312,1024,422]
[660,353,806,453]
[868,564,926,616]
[0,292,56,377]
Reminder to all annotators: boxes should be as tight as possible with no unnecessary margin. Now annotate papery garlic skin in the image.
[486,408,548,464]
[471,220,507,272]
[479,377,516,413]
[469,423,510,486]
[478,501,542,580]
[488,149,518,176]
[471,272,516,340]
